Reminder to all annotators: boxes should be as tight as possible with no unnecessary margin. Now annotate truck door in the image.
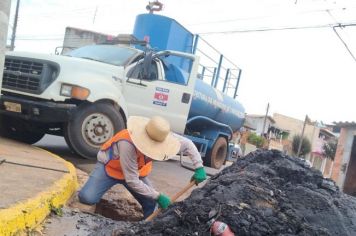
[123,53,197,134]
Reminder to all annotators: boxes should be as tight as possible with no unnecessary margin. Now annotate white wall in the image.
[247,117,273,135]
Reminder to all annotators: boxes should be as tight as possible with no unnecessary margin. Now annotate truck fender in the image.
[186,116,233,140]
[185,116,232,169]
[86,89,129,120]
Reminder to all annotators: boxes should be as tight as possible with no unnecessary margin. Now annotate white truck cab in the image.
[0,44,199,159]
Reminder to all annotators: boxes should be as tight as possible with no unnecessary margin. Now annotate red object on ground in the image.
[210,220,235,236]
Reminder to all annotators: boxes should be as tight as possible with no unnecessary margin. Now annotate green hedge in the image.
[247,133,265,148]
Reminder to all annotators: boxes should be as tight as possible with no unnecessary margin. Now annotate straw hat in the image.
[127,116,181,161]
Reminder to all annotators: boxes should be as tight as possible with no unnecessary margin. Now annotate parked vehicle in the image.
[231,144,242,159]
[0,14,245,169]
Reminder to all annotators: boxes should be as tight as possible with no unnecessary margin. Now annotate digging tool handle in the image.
[145,181,196,222]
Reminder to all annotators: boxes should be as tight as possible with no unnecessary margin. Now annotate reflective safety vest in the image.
[102,129,152,180]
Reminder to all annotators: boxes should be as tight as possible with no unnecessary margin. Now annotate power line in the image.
[188,5,356,27]
[18,6,97,18]
[10,35,121,41]
[198,22,356,35]
[332,26,356,62]
[326,9,356,62]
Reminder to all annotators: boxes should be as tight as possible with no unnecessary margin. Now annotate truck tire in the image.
[65,102,125,159]
[205,137,227,169]
[63,125,74,151]
[0,115,45,144]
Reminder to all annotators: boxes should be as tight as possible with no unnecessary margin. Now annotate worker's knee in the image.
[78,190,98,205]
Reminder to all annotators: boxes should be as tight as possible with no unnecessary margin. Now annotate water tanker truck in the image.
[0,13,245,169]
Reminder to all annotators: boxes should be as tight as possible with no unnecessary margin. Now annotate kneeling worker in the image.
[79,115,207,219]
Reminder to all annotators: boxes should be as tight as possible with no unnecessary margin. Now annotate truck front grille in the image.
[5,59,43,75]
[3,59,43,93]
[2,57,59,95]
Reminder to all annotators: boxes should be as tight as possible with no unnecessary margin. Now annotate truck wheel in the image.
[0,116,45,144]
[205,137,227,169]
[63,125,74,151]
[65,102,125,159]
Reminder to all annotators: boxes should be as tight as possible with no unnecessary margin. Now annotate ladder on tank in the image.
[192,35,242,99]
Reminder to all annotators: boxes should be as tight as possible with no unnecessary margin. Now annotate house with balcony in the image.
[245,114,289,152]
[309,128,337,178]
[245,114,275,136]
[272,113,319,155]
[272,113,339,177]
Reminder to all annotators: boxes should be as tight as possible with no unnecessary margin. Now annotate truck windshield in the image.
[65,45,138,66]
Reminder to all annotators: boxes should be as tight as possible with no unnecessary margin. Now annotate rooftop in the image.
[333,121,356,128]
[246,114,275,123]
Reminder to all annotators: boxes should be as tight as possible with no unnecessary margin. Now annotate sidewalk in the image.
[0,137,77,236]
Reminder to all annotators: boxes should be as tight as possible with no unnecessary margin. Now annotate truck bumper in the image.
[0,94,77,123]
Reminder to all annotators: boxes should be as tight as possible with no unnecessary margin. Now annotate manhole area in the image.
[95,197,143,221]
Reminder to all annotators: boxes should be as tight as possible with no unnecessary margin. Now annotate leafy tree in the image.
[292,135,311,157]
[323,140,338,160]
[247,133,265,148]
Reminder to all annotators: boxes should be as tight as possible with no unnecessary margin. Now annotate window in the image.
[65,45,139,66]
[127,61,158,81]
[161,56,192,85]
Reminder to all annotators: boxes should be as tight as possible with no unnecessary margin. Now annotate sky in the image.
[7,0,356,124]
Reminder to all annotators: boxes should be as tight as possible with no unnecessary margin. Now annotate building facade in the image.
[331,122,356,196]
[245,114,275,136]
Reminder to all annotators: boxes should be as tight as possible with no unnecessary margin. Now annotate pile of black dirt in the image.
[111,149,356,236]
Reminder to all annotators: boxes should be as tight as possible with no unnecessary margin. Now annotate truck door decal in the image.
[153,87,169,106]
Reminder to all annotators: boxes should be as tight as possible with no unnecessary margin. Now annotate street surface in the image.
[35,135,96,173]
[35,134,218,199]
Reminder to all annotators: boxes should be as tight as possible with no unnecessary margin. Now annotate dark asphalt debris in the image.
[97,149,356,236]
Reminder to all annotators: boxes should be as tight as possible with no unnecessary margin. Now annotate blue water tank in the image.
[189,79,245,132]
[133,14,194,53]
[133,14,194,72]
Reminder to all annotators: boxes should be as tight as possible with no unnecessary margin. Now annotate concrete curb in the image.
[0,147,78,236]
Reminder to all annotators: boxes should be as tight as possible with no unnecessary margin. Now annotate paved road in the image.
[34,134,215,198]
[35,134,96,174]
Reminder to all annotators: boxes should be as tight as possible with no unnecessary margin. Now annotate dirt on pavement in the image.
[107,149,356,236]
[42,168,139,235]
[43,150,356,235]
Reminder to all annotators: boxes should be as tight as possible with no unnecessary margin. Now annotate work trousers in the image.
[78,162,156,219]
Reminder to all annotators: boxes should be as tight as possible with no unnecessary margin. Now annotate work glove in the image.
[191,167,207,185]
[157,193,171,209]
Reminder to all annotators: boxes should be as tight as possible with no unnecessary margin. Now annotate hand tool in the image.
[145,181,196,221]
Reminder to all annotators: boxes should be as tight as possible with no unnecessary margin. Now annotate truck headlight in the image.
[60,84,90,100]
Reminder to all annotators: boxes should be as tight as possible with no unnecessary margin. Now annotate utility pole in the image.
[0,0,11,93]
[92,6,98,24]
[297,115,308,157]
[10,0,20,51]
[261,102,269,137]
